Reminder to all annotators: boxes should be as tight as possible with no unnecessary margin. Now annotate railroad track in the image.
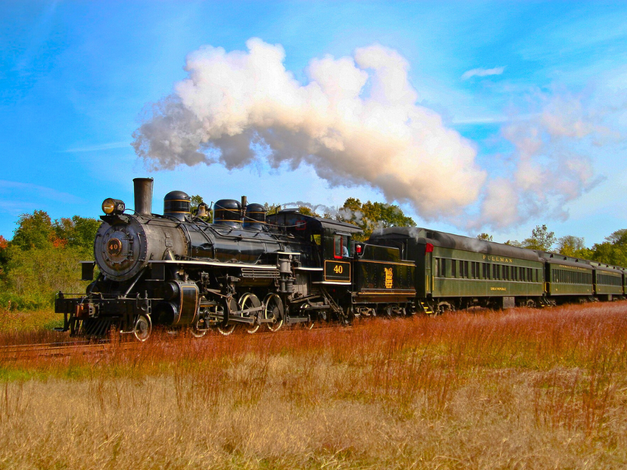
[0,322,348,361]
[0,340,134,361]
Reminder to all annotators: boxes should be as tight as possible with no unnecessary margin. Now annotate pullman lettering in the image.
[482,255,514,263]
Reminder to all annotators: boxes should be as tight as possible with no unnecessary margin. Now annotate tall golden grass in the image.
[0,308,64,344]
[2,303,627,468]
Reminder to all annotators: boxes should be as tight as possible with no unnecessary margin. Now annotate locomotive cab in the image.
[267,210,362,284]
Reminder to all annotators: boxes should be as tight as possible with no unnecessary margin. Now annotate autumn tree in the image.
[54,216,101,253]
[477,233,493,241]
[0,235,8,278]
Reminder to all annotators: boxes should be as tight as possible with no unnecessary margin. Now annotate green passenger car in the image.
[536,252,594,300]
[369,228,545,312]
[590,262,624,299]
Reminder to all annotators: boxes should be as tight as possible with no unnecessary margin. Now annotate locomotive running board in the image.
[148,260,278,270]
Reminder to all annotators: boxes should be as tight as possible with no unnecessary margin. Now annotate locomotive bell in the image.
[197,203,208,218]
[164,191,191,220]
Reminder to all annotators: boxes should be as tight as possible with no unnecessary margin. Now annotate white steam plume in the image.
[132,38,485,220]
[133,39,610,230]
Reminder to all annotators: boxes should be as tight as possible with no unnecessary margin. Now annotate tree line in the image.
[1,202,625,311]
[0,211,100,311]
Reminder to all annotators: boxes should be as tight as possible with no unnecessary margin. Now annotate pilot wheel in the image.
[133,313,152,342]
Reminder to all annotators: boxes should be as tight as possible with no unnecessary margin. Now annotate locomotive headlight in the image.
[102,198,126,215]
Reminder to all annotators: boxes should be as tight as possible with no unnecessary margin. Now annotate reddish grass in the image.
[1,302,627,468]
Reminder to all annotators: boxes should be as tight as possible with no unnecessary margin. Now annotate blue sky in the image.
[1,1,626,247]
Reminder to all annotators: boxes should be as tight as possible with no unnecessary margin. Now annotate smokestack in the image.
[133,177,154,216]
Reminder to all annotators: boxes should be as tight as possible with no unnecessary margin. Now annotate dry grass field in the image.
[2,302,627,469]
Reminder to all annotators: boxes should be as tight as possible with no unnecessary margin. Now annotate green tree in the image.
[477,233,493,242]
[11,210,55,250]
[591,229,627,267]
[2,245,90,309]
[336,198,416,240]
[54,216,101,253]
[604,229,627,246]
[0,211,99,310]
[557,235,593,259]
[264,202,281,216]
[522,224,556,251]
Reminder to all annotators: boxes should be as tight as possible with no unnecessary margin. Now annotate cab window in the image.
[334,235,350,259]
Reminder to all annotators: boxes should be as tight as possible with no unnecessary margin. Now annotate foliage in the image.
[522,224,556,251]
[336,197,416,240]
[54,216,101,253]
[477,233,493,241]
[591,229,627,267]
[0,211,100,311]
[11,210,55,251]
[501,225,627,267]
[264,202,281,216]
[557,235,593,259]
[0,235,9,275]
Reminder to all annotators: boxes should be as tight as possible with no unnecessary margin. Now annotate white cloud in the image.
[461,66,506,81]
[468,91,609,230]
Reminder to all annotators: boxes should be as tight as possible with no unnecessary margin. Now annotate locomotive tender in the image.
[55,178,626,341]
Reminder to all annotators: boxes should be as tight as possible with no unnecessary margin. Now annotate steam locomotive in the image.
[56,178,415,340]
[56,178,626,341]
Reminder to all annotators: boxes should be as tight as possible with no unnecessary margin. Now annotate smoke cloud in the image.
[132,38,485,220]
[133,39,609,230]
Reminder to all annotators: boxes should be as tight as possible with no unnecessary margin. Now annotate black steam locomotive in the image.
[56,178,626,341]
[56,178,416,340]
